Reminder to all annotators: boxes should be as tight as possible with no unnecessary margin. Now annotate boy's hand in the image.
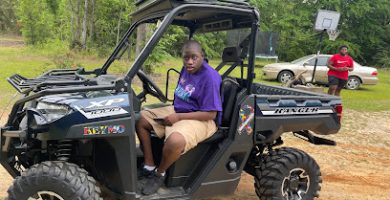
[339,67,349,72]
[164,113,180,126]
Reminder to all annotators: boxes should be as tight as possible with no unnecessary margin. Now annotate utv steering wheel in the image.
[137,70,167,102]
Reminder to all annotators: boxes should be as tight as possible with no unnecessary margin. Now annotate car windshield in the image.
[291,55,314,64]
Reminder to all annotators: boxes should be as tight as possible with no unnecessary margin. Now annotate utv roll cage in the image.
[5,0,259,129]
[2,2,342,200]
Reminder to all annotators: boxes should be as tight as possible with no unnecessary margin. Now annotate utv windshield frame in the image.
[100,2,260,92]
[4,1,260,127]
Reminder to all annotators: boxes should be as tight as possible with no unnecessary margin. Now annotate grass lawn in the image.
[1,45,389,112]
[340,69,390,111]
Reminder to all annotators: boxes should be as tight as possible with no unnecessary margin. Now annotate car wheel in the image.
[346,76,361,90]
[254,147,322,200]
[278,71,294,83]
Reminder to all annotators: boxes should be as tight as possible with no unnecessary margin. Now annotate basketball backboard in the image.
[314,10,340,31]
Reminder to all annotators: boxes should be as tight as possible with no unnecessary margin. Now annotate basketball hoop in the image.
[327,29,341,41]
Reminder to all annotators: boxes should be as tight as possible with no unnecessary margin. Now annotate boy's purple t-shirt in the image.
[173,60,222,122]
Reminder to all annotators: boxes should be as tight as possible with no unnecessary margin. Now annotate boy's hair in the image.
[339,45,348,50]
[182,40,205,57]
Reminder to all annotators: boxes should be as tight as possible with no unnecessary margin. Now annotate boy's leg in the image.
[136,116,155,166]
[328,76,338,95]
[142,119,216,195]
[136,106,175,169]
[142,132,185,195]
[335,87,342,96]
[157,132,186,173]
[328,85,337,95]
[335,78,347,96]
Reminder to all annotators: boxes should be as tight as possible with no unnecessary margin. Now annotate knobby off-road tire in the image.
[7,161,102,200]
[254,147,322,200]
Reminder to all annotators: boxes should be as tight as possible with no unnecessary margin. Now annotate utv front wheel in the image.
[7,161,102,200]
[255,147,322,200]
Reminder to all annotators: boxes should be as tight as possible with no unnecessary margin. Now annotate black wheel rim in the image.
[28,191,64,200]
[282,168,310,200]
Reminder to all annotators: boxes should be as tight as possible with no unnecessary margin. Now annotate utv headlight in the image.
[35,102,72,124]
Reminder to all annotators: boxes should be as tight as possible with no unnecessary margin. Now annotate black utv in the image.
[1,0,343,199]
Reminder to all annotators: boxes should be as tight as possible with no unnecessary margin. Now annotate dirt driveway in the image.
[1,110,389,200]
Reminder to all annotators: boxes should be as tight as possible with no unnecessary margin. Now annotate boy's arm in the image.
[327,60,348,72]
[327,60,339,71]
[348,58,354,71]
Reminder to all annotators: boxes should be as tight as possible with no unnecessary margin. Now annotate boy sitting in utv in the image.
[136,40,223,195]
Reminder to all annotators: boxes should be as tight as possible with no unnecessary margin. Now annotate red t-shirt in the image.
[327,54,354,80]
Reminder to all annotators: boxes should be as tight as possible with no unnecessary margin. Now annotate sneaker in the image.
[137,167,155,193]
[138,167,155,179]
[142,171,166,195]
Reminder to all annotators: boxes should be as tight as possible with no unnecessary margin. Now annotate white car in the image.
[262,54,379,89]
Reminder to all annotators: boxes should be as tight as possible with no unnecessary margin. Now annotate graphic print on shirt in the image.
[336,60,349,66]
[175,78,196,102]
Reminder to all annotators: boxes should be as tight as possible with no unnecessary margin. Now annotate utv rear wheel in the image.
[7,161,102,200]
[255,147,322,200]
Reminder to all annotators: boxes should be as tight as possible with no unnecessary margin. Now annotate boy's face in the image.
[182,47,204,74]
[339,47,348,55]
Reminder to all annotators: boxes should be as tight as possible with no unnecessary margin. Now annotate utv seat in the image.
[200,47,242,144]
[215,47,243,79]
[201,77,240,144]
[163,77,240,187]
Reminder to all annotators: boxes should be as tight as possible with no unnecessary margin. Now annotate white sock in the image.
[143,165,155,171]
[155,169,166,176]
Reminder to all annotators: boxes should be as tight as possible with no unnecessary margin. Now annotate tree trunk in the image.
[81,0,88,49]
[69,0,82,48]
[70,0,82,49]
[89,0,95,41]
[116,8,123,46]
[135,24,146,57]
[69,0,75,45]
[0,0,17,32]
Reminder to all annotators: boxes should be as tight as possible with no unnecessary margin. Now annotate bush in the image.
[374,49,390,68]
[50,52,82,69]
[143,44,170,74]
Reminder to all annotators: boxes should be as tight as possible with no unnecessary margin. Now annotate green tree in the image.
[250,0,390,67]
[0,0,18,33]
[17,0,55,44]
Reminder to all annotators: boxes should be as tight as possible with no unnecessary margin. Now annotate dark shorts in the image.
[328,76,347,88]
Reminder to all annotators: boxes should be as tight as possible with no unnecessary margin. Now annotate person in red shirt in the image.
[327,45,354,96]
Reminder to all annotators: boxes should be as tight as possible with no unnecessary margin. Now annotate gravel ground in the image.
[1,110,389,200]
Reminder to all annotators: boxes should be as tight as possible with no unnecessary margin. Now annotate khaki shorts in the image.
[141,106,217,153]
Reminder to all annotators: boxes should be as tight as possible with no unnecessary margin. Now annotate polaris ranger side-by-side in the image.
[1,1,342,199]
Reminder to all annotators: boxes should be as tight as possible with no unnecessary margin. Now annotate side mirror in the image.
[303,62,309,67]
